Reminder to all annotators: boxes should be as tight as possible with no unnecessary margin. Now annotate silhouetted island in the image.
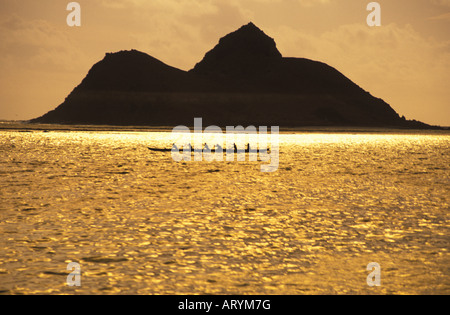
[32,22,433,128]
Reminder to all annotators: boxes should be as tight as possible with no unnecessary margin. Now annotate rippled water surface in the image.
[0,129,449,294]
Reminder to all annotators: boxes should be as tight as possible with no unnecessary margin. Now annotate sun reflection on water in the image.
[0,130,449,294]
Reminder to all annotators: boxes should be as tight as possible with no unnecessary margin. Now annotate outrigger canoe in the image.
[147,147,217,153]
[147,146,270,153]
[147,147,174,152]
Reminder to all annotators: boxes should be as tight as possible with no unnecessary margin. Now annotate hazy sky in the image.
[0,0,449,125]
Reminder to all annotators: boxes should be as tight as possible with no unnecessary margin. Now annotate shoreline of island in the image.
[0,121,448,134]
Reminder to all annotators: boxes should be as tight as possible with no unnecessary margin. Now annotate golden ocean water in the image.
[0,129,449,294]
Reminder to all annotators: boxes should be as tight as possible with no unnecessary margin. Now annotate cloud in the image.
[0,14,88,119]
[0,14,85,72]
[431,0,450,7]
[242,0,332,5]
[297,0,331,6]
[428,11,450,20]
[270,22,450,124]
[94,0,251,69]
[272,22,450,84]
[99,0,220,16]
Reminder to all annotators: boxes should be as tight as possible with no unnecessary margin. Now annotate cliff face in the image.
[32,22,429,128]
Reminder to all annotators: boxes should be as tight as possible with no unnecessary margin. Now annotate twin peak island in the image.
[33,22,432,129]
